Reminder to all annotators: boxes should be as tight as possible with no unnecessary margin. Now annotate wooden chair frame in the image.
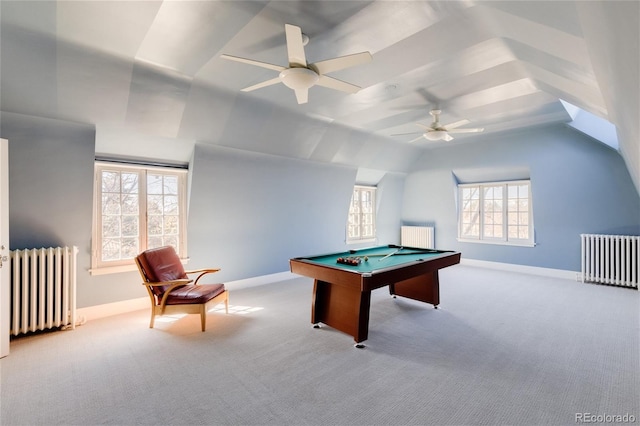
[135,258,229,331]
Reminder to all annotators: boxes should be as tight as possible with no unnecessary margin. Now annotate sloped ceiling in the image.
[0,1,638,188]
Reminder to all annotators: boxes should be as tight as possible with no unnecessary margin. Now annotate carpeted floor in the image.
[1,265,638,425]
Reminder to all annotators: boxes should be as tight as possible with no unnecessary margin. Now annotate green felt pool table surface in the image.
[298,245,455,274]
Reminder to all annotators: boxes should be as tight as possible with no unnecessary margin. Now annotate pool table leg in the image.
[389,272,440,308]
[311,279,371,346]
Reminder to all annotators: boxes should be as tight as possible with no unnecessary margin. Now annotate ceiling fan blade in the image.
[311,52,372,75]
[416,123,436,131]
[390,104,435,111]
[294,88,309,104]
[221,54,286,72]
[408,135,426,143]
[446,127,485,134]
[390,132,423,136]
[442,133,454,142]
[241,77,282,92]
[441,119,470,130]
[285,24,307,67]
[316,75,361,94]
[417,88,442,108]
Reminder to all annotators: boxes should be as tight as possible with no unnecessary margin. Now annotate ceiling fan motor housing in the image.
[279,67,319,90]
[425,130,446,141]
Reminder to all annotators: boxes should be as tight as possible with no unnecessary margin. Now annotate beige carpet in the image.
[1,265,638,425]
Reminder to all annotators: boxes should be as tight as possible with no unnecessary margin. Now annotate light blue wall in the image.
[4,110,636,310]
[186,144,405,281]
[0,112,99,306]
[186,143,358,281]
[2,112,95,250]
[373,172,406,247]
[402,125,640,271]
[0,113,405,308]
[345,171,407,251]
[2,112,156,308]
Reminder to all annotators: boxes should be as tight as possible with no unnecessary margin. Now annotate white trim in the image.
[89,257,191,276]
[92,163,188,270]
[347,238,377,245]
[89,264,139,275]
[226,271,297,290]
[1,139,9,358]
[458,180,534,246]
[76,297,148,322]
[95,160,189,174]
[457,238,536,248]
[76,261,579,323]
[77,271,299,321]
[460,258,578,280]
[347,185,377,243]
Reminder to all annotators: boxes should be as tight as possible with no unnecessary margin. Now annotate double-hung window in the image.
[347,185,376,243]
[91,162,188,273]
[458,180,534,246]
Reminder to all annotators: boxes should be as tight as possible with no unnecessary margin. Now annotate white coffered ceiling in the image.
[1,1,638,187]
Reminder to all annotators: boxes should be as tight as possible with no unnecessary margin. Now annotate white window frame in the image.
[346,185,377,244]
[457,179,535,247]
[90,161,188,275]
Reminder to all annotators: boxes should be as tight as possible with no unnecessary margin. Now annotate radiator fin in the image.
[10,246,78,336]
[401,226,435,249]
[581,234,639,289]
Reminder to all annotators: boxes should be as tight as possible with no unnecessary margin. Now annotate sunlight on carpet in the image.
[154,304,264,325]
[209,303,264,315]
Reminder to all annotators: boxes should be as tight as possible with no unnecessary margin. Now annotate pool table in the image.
[289,244,461,347]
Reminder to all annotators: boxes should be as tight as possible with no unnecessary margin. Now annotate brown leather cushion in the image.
[136,246,188,296]
[163,283,226,305]
[137,246,187,281]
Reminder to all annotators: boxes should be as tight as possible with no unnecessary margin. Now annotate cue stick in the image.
[364,248,455,258]
[379,248,401,261]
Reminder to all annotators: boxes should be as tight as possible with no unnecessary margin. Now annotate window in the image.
[458,180,534,246]
[347,185,376,243]
[91,162,188,272]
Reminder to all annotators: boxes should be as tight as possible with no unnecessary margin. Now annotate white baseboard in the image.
[460,258,578,281]
[77,263,577,324]
[76,271,299,322]
[76,297,149,323]
[227,271,297,289]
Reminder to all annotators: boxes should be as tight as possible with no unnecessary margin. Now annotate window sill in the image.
[89,258,190,276]
[457,238,536,248]
[89,264,138,276]
[347,238,377,245]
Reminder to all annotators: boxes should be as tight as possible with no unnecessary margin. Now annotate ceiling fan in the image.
[393,109,484,142]
[221,24,372,104]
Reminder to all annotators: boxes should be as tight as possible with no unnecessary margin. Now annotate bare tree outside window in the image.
[92,163,187,271]
[458,180,534,246]
[347,186,376,243]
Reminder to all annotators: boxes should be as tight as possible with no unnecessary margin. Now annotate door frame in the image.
[1,138,10,357]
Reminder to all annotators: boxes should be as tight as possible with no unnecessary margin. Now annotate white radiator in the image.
[401,226,435,249]
[10,246,79,336]
[581,234,639,289]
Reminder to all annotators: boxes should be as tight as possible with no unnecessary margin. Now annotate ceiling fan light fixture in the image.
[279,67,319,90]
[425,130,446,141]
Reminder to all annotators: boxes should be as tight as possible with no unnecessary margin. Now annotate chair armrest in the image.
[185,268,221,285]
[145,279,194,308]
[144,278,193,287]
[146,279,196,310]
